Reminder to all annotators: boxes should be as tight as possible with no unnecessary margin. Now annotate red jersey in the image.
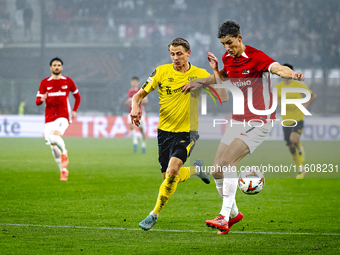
[127,88,144,114]
[36,75,81,123]
[222,45,278,123]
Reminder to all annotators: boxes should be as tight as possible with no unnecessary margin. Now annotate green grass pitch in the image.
[0,138,339,254]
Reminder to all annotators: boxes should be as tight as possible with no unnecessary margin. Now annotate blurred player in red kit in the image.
[36,57,81,181]
[125,76,148,153]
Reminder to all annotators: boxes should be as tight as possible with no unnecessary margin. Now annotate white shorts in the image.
[44,118,69,144]
[220,120,272,154]
[128,113,146,130]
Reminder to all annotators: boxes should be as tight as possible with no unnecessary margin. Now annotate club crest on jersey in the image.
[242,69,250,74]
[62,85,68,89]
[150,69,156,77]
[188,76,197,81]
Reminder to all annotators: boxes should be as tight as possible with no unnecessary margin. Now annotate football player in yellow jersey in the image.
[275,63,317,179]
[131,38,214,230]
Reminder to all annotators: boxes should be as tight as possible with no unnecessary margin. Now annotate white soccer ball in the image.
[238,167,265,195]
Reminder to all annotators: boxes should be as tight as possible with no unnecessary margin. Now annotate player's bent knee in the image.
[166,166,179,176]
[211,171,223,179]
[52,130,62,136]
[220,157,234,168]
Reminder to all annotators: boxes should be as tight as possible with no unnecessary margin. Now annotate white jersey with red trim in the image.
[222,45,278,123]
[36,75,79,123]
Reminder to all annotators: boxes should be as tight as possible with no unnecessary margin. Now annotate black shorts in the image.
[158,129,199,173]
[283,120,304,145]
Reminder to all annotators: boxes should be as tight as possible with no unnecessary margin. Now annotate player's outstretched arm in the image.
[124,98,132,106]
[131,89,148,127]
[271,63,305,81]
[141,96,149,104]
[302,92,317,109]
[207,52,229,102]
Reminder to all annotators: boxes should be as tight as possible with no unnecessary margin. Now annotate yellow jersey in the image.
[142,63,210,132]
[275,80,313,125]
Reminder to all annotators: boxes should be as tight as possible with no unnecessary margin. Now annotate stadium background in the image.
[1,1,340,254]
[0,0,339,119]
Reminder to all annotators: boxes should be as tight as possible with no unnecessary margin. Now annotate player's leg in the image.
[206,138,248,231]
[48,118,69,168]
[45,119,69,180]
[139,156,182,230]
[176,132,210,184]
[212,142,229,198]
[207,122,271,233]
[290,131,306,178]
[129,123,138,152]
[139,115,146,153]
[51,145,69,181]
[213,144,243,234]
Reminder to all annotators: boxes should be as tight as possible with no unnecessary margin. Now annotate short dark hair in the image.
[168,38,190,51]
[217,20,240,38]
[131,76,139,81]
[283,63,294,70]
[50,57,63,66]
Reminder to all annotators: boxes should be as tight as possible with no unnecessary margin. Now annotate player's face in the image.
[169,45,191,70]
[131,79,139,89]
[220,35,243,57]
[50,61,63,75]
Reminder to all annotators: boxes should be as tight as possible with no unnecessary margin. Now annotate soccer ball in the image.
[238,167,265,195]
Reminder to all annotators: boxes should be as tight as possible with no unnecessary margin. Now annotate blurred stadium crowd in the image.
[0,0,339,115]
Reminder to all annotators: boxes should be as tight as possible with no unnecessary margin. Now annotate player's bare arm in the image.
[131,89,148,127]
[271,63,305,81]
[124,97,132,106]
[71,111,77,120]
[208,52,229,102]
[302,92,317,108]
[141,96,149,104]
[182,52,228,101]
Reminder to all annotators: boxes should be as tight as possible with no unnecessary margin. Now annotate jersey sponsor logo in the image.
[150,69,156,77]
[166,86,172,95]
[168,77,174,82]
[232,79,252,87]
[47,87,53,90]
[242,70,250,74]
[142,81,149,89]
[62,85,68,89]
[166,86,184,95]
[48,91,67,97]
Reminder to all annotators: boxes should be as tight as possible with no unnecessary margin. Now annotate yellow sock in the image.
[178,167,194,183]
[153,174,179,215]
[290,147,303,167]
[189,166,197,176]
[297,142,305,164]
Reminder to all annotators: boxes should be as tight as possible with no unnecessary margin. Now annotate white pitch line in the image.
[1,223,339,236]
